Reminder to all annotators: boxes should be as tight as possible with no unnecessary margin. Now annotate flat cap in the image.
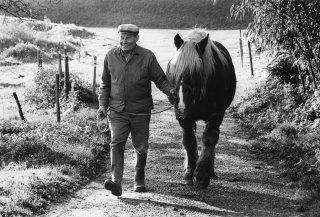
[117,24,139,34]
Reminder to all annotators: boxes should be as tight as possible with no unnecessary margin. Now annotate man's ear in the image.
[135,34,140,42]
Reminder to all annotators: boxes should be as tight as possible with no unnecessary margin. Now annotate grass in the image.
[232,73,320,198]
[0,109,110,216]
[33,0,250,29]
[0,16,94,65]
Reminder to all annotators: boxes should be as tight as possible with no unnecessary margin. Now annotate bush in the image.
[268,54,300,84]
[231,0,320,91]
[0,16,94,63]
[2,43,40,62]
[25,67,96,109]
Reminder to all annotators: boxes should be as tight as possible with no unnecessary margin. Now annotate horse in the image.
[166,29,236,189]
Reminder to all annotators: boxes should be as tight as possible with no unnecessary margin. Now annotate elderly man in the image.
[97,24,174,196]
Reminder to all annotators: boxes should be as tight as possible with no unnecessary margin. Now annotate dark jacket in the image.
[98,45,172,113]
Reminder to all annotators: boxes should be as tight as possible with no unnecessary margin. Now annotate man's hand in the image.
[168,89,177,105]
[97,106,108,119]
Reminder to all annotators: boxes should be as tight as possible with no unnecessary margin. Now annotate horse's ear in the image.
[196,34,209,55]
[174,34,184,50]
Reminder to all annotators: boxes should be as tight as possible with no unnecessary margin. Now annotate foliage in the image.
[267,54,300,84]
[36,0,249,29]
[0,0,62,18]
[25,66,96,109]
[231,0,320,90]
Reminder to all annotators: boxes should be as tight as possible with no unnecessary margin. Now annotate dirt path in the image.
[40,106,307,217]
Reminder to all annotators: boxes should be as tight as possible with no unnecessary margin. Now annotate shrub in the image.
[0,16,94,63]
[231,0,320,91]
[268,54,300,85]
[2,43,39,62]
[25,66,96,109]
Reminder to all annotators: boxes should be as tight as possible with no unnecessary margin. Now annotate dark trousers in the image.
[108,110,151,153]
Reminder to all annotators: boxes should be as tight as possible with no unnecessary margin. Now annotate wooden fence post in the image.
[58,52,62,78]
[37,50,42,68]
[239,29,244,68]
[64,41,67,58]
[13,92,25,121]
[65,56,70,99]
[92,56,97,101]
[79,38,82,63]
[248,41,254,76]
[56,74,61,122]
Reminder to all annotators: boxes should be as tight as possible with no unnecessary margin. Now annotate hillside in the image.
[38,0,249,29]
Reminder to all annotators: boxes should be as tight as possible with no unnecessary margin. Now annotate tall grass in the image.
[0,16,94,64]
[0,111,110,216]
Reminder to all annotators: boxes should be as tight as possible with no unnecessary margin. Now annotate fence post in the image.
[58,52,62,78]
[65,56,70,99]
[12,92,25,121]
[239,29,244,68]
[37,49,42,68]
[56,74,61,122]
[248,41,254,76]
[93,56,97,101]
[79,38,82,63]
[64,41,67,58]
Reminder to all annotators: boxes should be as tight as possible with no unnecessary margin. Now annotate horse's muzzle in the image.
[175,108,186,120]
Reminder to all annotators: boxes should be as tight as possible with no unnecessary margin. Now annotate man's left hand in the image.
[168,89,177,105]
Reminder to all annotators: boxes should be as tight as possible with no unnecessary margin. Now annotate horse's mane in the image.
[167,29,229,99]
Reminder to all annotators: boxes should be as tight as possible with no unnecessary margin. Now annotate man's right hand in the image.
[97,106,108,119]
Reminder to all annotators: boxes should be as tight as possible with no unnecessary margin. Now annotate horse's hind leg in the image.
[194,112,224,189]
[181,122,198,185]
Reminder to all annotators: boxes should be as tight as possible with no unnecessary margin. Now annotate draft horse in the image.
[166,30,236,189]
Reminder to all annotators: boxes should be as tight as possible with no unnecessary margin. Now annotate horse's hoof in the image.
[194,178,210,189]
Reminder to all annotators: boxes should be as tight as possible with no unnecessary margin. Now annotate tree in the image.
[231,0,320,89]
[0,0,62,19]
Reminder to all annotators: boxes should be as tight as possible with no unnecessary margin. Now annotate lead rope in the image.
[108,105,174,116]
[97,104,175,133]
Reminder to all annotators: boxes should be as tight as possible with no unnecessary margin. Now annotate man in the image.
[97,24,175,196]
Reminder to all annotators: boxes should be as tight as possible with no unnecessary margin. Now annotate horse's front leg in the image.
[194,111,224,189]
[180,121,198,185]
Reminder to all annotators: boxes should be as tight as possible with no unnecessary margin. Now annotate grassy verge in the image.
[0,107,110,216]
[231,71,320,197]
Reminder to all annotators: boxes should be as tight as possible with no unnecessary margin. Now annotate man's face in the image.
[119,32,139,51]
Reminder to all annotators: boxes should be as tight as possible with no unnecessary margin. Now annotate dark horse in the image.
[166,30,236,189]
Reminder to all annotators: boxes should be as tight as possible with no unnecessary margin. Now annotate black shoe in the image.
[134,186,146,192]
[104,179,122,196]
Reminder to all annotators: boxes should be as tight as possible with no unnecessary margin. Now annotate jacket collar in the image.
[115,45,141,56]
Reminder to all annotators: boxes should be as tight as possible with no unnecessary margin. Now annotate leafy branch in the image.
[0,0,62,19]
[231,0,320,90]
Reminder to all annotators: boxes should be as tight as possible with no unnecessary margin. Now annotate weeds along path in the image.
[39,29,306,216]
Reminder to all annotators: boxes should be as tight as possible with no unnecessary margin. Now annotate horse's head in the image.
[166,33,210,120]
